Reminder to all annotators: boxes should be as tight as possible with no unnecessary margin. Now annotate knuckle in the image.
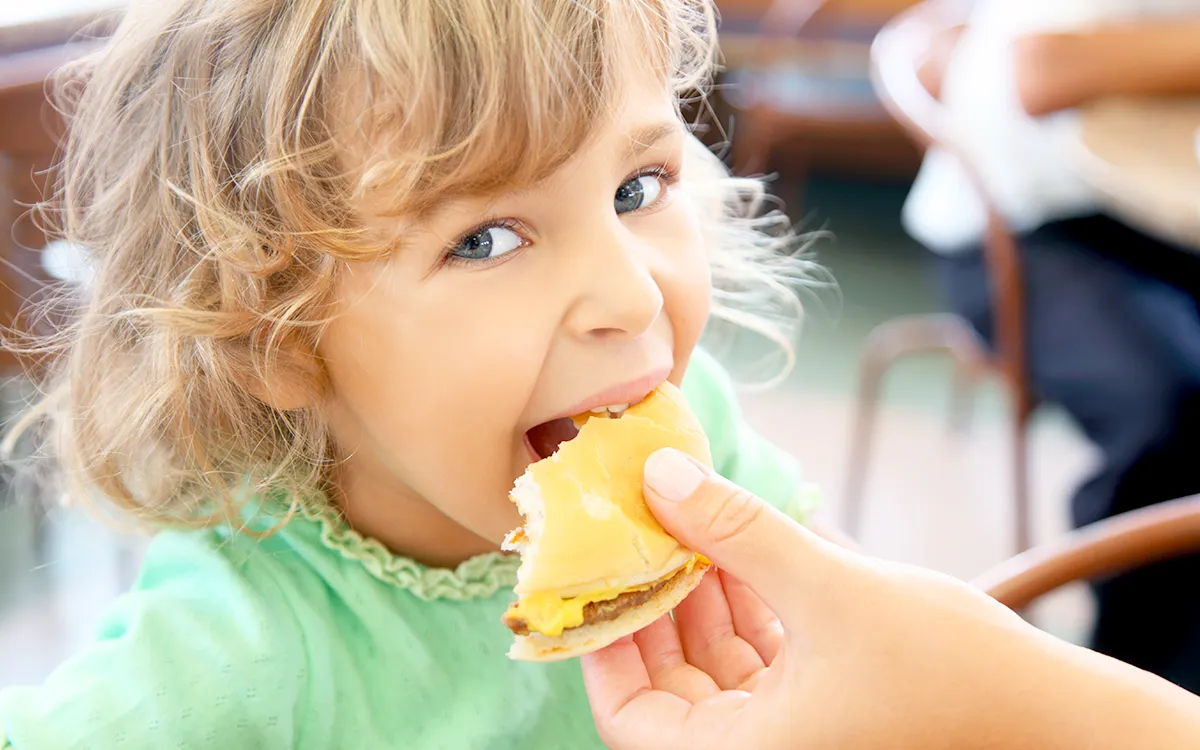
[700,484,764,546]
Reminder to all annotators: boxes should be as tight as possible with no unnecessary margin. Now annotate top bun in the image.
[505,381,712,599]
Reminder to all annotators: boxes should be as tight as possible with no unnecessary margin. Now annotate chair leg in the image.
[842,347,886,537]
[1012,409,1032,554]
[844,315,989,539]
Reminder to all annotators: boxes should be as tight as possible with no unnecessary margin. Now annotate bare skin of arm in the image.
[583,450,1200,750]
[1014,20,1200,116]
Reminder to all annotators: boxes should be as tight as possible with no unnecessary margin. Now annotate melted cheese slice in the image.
[506,585,640,637]
[506,556,705,636]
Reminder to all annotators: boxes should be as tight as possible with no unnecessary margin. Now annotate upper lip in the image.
[543,367,673,424]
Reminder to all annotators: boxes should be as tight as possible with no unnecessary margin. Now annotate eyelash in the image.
[633,164,681,202]
[636,164,679,185]
[438,164,681,270]
[439,217,526,270]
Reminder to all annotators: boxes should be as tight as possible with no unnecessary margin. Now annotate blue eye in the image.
[450,224,525,261]
[614,173,664,214]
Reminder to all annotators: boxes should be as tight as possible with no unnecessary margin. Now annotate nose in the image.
[562,217,664,340]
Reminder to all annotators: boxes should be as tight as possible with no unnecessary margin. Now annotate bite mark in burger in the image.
[502,382,712,662]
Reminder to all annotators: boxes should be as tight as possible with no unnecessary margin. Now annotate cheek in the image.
[658,199,712,358]
[318,271,542,533]
[326,261,543,423]
[327,299,539,449]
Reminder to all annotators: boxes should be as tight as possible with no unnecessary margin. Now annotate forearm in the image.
[988,629,1200,748]
[1015,21,1200,116]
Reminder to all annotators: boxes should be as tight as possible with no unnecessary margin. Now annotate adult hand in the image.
[580,448,1200,750]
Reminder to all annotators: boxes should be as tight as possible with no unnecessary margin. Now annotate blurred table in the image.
[1068,97,1200,252]
[713,0,923,186]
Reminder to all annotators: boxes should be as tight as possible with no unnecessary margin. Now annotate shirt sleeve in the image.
[682,348,820,524]
[0,530,309,750]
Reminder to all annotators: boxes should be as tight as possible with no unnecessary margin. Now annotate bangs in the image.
[342,0,717,216]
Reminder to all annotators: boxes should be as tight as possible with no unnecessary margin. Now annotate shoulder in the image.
[0,527,313,749]
[121,524,323,660]
[681,347,742,462]
[681,346,731,398]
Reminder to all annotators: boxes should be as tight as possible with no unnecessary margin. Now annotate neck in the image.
[331,456,498,570]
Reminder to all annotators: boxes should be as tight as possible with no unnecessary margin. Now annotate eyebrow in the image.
[395,121,684,237]
[621,122,682,162]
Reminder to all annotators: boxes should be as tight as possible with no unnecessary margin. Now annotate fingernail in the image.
[644,448,706,502]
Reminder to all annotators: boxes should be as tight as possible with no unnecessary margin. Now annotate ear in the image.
[240,332,328,412]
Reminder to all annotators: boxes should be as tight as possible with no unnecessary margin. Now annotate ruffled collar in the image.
[292,498,521,602]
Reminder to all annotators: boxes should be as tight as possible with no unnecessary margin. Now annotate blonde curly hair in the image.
[7,0,811,529]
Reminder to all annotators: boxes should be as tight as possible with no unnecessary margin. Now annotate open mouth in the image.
[524,404,630,461]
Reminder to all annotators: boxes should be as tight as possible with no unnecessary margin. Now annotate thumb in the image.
[643,447,836,615]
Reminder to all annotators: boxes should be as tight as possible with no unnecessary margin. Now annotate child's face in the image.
[318,77,710,563]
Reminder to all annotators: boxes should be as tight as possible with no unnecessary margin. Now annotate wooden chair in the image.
[843,0,1036,553]
[719,0,923,192]
[976,495,1200,612]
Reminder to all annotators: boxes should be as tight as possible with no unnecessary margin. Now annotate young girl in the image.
[0,0,817,747]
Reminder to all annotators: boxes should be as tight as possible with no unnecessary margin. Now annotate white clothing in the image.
[902,0,1200,253]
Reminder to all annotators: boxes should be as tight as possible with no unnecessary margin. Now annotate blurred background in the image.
[3,0,1199,694]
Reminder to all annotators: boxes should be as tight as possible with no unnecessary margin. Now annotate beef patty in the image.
[504,571,679,637]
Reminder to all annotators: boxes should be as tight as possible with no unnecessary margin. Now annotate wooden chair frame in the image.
[844,0,1035,553]
[727,0,922,188]
[976,495,1200,611]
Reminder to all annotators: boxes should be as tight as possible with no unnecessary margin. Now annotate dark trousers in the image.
[936,214,1200,694]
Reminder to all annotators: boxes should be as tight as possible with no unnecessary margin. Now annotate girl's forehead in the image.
[338,76,678,220]
[326,0,711,218]
[340,79,682,233]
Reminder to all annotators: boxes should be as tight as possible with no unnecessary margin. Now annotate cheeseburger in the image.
[501,381,711,662]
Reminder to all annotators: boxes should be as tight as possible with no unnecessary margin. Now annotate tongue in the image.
[526,418,581,460]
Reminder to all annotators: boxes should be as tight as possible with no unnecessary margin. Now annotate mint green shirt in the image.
[0,349,816,749]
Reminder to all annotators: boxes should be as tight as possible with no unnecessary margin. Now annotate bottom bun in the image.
[507,560,711,662]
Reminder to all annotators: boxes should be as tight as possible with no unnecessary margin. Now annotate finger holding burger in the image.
[580,448,1200,750]
[496,384,1199,749]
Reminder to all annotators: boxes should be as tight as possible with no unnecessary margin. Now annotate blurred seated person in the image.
[902,0,1200,693]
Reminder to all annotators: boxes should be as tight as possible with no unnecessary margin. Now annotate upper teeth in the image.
[589,403,629,414]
